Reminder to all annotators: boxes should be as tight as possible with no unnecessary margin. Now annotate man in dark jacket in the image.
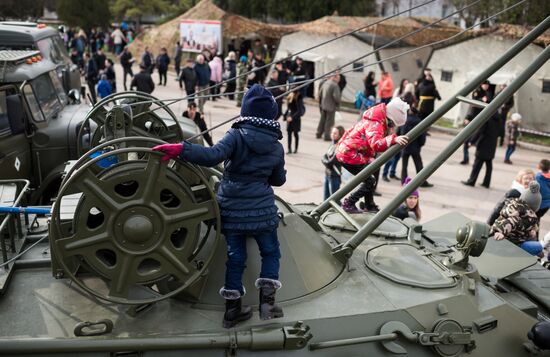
[461,80,492,165]
[182,102,213,146]
[461,113,500,188]
[141,47,154,74]
[156,47,170,86]
[174,41,182,77]
[194,54,211,113]
[84,52,98,104]
[119,46,134,91]
[130,64,155,94]
[267,69,284,120]
[153,84,286,329]
[179,58,198,104]
[399,97,432,187]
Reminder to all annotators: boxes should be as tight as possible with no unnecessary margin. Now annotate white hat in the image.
[386,97,409,127]
[510,113,522,122]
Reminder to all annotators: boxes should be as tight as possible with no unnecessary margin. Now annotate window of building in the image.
[391,62,399,72]
[442,5,449,17]
[381,3,387,16]
[352,62,364,72]
[542,79,550,93]
[416,59,423,68]
[441,70,453,82]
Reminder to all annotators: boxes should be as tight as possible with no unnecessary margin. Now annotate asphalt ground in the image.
[111,64,550,234]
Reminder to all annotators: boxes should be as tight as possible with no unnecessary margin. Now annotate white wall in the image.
[428,35,550,131]
[378,46,432,88]
[376,0,460,25]
[274,32,381,103]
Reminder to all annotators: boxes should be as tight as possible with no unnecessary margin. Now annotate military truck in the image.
[0,22,81,93]
[0,49,197,204]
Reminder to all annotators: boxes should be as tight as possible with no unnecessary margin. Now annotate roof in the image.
[0,22,58,50]
[130,0,298,57]
[294,16,461,47]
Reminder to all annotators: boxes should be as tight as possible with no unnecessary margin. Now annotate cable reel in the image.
[77,92,184,156]
[50,137,221,304]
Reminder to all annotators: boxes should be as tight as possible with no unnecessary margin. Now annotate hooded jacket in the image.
[336,103,396,165]
[487,180,524,226]
[536,172,550,210]
[180,120,286,231]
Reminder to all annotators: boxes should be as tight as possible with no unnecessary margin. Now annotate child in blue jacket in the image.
[153,84,286,328]
[96,74,113,99]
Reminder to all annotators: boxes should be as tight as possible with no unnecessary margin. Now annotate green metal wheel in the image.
[77,91,183,156]
[50,138,220,304]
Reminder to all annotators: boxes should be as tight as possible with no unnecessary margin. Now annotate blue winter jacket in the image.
[180,121,286,231]
[194,63,211,86]
[97,79,112,98]
[536,172,550,210]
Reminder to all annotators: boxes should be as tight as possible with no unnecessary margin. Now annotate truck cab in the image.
[0,50,89,203]
[0,22,81,94]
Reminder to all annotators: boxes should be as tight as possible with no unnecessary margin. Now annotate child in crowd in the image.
[504,113,521,164]
[536,159,550,218]
[96,74,112,99]
[283,90,304,154]
[487,168,535,225]
[491,181,542,256]
[322,126,345,201]
[336,97,409,213]
[392,177,421,221]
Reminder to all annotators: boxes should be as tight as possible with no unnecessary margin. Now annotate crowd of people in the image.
[61,25,550,275]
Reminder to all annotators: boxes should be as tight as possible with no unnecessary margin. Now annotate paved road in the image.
[112,64,550,233]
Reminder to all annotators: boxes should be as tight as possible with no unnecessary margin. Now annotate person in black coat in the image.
[267,70,284,120]
[399,93,432,187]
[118,46,134,91]
[179,58,198,104]
[461,113,501,188]
[130,64,155,94]
[461,81,492,164]
[153,84,286,328]
[156,47,170,86]
[364,71,376,98]
[84,52,98,104]
[415,70,441,120]
[223,52,237,100]
[283,90,304,154]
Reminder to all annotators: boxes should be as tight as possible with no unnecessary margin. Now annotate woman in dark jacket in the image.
[364,71,377,98]
[224,51,237,100]
[153,85,286,329]
[284,91,304,154]
[461,113,501,188]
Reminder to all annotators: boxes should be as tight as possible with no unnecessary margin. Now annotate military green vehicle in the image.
[0,48,200,204]
[0,13,549,357]
[0,22,81,94]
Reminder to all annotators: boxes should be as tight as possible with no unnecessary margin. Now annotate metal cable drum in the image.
[50,137,221,305]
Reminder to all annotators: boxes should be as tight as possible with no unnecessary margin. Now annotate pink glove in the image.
[152,143,183,162]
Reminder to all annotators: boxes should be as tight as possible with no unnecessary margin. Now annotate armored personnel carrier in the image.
[0,13,549,357]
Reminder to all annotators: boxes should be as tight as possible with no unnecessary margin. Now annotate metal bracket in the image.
[331,244,353,263]
[74,319,114,337]
[283,321,313,349]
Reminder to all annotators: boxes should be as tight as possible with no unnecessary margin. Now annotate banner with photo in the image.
[180,20,222,54]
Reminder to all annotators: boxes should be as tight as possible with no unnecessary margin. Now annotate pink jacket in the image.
[336,103,396,165]
[209,57,223,83]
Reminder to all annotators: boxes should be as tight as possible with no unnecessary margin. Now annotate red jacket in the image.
[336,103,396,165]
